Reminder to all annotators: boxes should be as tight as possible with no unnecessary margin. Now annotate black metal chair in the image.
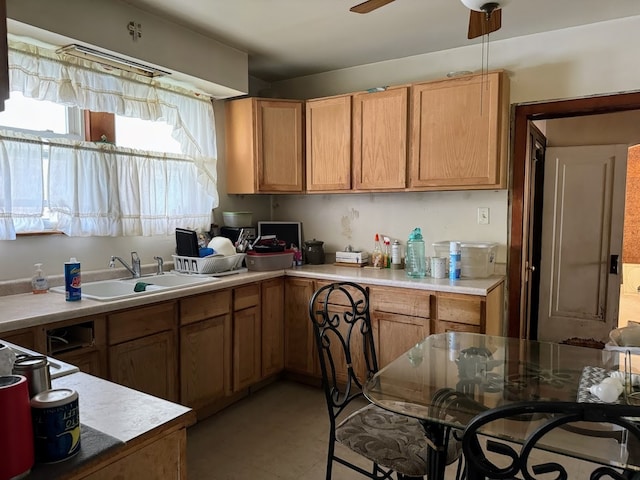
[460,400,640,480]
[309,281,461,480]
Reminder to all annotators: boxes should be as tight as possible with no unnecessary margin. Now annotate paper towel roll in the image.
[0,375,34,479]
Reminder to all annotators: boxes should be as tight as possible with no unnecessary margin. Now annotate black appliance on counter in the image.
[219,226,256,244]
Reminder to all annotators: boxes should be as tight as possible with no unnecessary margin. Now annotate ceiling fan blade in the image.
[350,0,395,14]
[467,8,502,39]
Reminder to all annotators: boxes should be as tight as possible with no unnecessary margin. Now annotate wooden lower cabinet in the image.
[56,348,103,377]
[180,314,231,409]
[374,311,430,368]
[261,278,284,378]
[369,286,431,368]
[77,428,187,480]
[109,330,178,402]
[108,302,178,402]
[233,305,261,391]
[284,277,317,376]
[433,283,503,335]
[0,326,44,351]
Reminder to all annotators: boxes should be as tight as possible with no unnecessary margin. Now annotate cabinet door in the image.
[306,95,352,191]
[374,311,430,368]
[180,314,231,408]
[257,100,304,193]
[56,349,103,378]
[261,278,284,378]
[233,306,261,391]
[353,87,408,190]
[226,98,304,194]
[109,331,178,402]
[284,278,317,376]
[409,71,508,189]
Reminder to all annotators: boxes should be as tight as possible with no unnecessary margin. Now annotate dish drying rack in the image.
[172,253,246,274]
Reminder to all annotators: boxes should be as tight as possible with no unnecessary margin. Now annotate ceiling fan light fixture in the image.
[461,0,510,13]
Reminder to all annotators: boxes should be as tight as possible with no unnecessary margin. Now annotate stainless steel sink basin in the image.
[50,273,217,301]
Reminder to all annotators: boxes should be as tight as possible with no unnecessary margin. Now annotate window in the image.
[0,92,82,138]
[115,115,181,154]
[0,39,219,240]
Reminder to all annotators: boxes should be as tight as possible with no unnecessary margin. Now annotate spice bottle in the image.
[371,234,384,268]
[391,240,402,269]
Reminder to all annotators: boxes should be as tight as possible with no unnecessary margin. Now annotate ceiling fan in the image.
[349,0,510,40]
[461,0,511,39]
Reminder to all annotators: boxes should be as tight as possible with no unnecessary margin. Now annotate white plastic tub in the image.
[432,241,497,278]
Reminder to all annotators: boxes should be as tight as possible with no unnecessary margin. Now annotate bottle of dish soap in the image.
[371,234,384,268]
[31,263,49,294]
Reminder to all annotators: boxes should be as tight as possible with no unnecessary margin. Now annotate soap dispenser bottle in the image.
[31,263,49,294]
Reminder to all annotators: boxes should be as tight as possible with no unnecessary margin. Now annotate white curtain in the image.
[0,40,218,240]
[0,133,45,237]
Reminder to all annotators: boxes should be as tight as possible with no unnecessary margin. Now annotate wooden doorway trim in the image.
[508,91,640,338]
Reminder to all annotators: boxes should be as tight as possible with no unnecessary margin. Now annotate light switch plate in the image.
[477,207,489,225]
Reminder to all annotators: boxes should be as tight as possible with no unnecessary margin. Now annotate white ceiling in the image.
[121,0,640,82]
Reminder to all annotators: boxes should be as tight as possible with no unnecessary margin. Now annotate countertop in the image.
[51,372,194,444]
[0,265,504,334]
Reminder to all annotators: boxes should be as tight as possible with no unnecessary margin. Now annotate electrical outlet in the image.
[477,207,489,225]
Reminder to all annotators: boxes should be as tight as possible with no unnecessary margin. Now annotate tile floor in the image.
[187,381,611,480]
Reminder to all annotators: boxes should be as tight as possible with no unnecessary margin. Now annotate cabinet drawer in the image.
[436,293,483,326]
[108,302,177,345]
[370,286,431,318]
[435,320,481,334]
[180,290,231,326]
[234,284,260,311]
[314,281,365,307]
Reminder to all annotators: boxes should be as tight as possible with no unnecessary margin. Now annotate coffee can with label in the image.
[31,388,81,463]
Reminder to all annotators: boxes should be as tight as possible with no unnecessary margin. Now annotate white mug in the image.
[431,257,447,278]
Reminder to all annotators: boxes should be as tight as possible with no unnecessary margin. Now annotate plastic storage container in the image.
[245,250,294,271]
[433,241,497,278]
[222,211,253,227]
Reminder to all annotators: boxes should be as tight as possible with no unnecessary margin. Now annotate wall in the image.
[269,16,640,267]
[4,15,640,283]
[6,0,248,98]
[0,1,275,282]
[620,145,640,328]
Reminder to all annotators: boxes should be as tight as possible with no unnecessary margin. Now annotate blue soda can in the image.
[31,388,81,463]
[64,258,81,301]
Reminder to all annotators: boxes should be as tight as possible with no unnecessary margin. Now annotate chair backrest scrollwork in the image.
[309,282,377,422]
[461,401,640,480]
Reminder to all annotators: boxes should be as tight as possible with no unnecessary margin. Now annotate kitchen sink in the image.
[50,273,217,301]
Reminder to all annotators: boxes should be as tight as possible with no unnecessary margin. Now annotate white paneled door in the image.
[538,145,627,343]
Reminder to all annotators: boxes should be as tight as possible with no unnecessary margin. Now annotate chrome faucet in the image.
[153,256,164,275]
[109,251,141,278]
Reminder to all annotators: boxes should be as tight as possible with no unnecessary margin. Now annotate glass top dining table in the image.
[363,332,640,478]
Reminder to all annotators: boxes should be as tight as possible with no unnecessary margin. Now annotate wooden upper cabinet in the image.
[409,71,509,190]
[352,87,408,191]
[305,95,352,192]
[225,98,304,194]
